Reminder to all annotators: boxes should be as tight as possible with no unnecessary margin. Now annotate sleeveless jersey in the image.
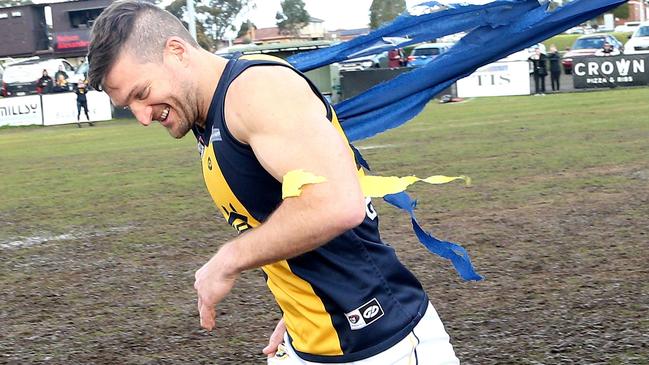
[193,54,429,363]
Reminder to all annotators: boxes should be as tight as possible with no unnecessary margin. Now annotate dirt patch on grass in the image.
[2,185,647,364]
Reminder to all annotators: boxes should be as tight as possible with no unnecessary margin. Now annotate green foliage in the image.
[0,0,31,7]
[613,3,629,19]
[165,0,249,50]
[369,0,406,29]
[276,0,310,36]
[199,0,249,40]
[236,20,255,39]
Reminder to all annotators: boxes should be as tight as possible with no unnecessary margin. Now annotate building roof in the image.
[217,40,333,55]
[333,28,371,37]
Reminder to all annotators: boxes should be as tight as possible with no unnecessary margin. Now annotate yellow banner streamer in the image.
[282,169,327,198]
[282,170,469,199]
[360,175,470,197]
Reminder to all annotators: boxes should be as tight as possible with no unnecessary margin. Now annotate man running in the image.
[88,2,459,363]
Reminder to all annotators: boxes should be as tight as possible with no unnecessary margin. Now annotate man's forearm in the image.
[215,185,365,276]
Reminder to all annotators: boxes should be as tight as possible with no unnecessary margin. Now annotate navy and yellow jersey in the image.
[193,53,429,363]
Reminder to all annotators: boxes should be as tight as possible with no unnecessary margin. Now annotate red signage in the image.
[53,31,90,51]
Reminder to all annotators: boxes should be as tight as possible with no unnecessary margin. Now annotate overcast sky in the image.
[247,0,424,31]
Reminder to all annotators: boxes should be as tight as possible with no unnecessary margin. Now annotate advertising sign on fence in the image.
[572,55,649,88]
[457,60,531,97]
[0,95,42,126]
[41,91,113,126]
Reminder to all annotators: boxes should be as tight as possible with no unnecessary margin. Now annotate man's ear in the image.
[163,37,190,66]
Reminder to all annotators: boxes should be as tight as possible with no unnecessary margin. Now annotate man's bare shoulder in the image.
[228,64,312,102]
[224,64,326,141]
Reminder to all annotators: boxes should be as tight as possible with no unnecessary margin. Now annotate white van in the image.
[624,21,649,55]
[1,58,75,97]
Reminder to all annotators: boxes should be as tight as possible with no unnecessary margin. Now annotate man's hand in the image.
[262,318,286,357]
[194,248,240,331]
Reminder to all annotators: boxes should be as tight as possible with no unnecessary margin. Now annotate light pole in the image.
[187,0,197,41]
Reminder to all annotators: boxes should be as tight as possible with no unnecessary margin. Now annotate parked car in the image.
[338,52,388,72]
[406,43,453,67]
[1,58,75,97]
[624,21,649,55]
[561,34,624,74]
[72,59,89,83]
[565,26,585,35]
[614,21,641,33]
[595,25,615,33]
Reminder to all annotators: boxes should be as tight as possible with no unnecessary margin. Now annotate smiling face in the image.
[103,42,200,139]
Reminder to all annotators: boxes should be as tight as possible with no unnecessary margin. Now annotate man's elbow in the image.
[329,196,366,232]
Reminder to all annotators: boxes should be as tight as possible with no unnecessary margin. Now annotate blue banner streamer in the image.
[286,0,625,281]
[384,192,483,281]
[288,0,627,141]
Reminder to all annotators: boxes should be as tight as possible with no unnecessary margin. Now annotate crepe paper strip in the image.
[281,169,481,281]
[384,192,483,281]
[282,170,469,199]
[282,169,327,199]
[360,175,470,197]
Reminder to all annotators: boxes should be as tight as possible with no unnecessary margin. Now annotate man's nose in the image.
[130,103,153,126]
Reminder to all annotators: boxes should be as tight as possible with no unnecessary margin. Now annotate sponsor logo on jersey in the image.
[197,141,205,157]
[345,298,384,330]
[211,128,222,142]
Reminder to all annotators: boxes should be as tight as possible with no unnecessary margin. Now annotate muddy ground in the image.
[2,178,648,365]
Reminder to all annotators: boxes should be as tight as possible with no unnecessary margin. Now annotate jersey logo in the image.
[197,142,205,157]
[345,298,384,330]
[365,197,377,220]
[211,128,222,142]
[222,203,252,233]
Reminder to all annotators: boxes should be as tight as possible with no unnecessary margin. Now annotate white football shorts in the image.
[267,302,459,365]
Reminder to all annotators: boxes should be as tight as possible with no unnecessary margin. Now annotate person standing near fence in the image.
[529,47,547,95]
[37,69,53,94]
[548,45,561,92]
[74,73,93,127]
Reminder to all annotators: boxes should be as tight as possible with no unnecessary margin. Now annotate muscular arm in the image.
[194,65,366,330]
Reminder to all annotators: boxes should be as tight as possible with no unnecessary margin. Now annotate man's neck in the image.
[194,51,229,130]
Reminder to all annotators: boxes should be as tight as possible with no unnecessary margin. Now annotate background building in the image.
[0,0,111,60]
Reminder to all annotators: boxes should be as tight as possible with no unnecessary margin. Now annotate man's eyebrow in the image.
[113,85,144,108]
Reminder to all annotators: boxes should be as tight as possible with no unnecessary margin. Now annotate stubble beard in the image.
[168,82,198,139]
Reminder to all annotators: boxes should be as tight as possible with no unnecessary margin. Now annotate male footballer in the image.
[89,1,459,363]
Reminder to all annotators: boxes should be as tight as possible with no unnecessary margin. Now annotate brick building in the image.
[0,0,111,59]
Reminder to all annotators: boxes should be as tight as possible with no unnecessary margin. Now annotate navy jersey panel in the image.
[287,234,429,362]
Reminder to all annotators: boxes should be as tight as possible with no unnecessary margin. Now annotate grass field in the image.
[1,88,648,364]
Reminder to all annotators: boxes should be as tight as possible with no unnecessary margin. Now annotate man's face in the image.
[103,49,198,139]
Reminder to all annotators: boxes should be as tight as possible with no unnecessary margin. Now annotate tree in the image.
[369,0,406,29]
[166,0,249,51]
[613,3,629,20]
[236,20,255,41]
[275,0,310,36]
[0,0,32,8]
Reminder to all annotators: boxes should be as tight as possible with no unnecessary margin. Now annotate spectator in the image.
[529,48,548,95]
[594,41,620,56]
[53,73,69,93]
[54,65,69,83]
[388,48,405,68]
[548,45,562,92]
[36,69,53,94]
[74,73,93,127]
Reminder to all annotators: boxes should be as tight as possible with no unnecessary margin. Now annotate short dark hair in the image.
[88,0,199,90]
